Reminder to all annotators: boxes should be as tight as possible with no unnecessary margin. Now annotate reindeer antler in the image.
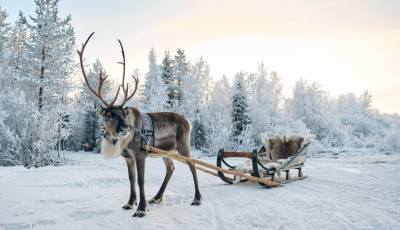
[77,32,121,107]
[117,39,139,107]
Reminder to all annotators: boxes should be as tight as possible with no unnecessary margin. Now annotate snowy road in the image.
[1,152,399,230]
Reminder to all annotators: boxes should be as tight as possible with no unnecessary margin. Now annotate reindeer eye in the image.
[106,113,112,120]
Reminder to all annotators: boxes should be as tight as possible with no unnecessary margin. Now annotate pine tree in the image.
[82,110,97,151]
[193,120,207,150]
[128,68,142,108]
[173,48,190,111]
[159,50,175,109]
[231,72,252,140]
[143,48,168,112]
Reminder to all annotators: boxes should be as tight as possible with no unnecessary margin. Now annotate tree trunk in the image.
[92,110,96,150]
[39,46,45,110]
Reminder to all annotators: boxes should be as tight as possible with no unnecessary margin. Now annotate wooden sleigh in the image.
[216,143,312,188]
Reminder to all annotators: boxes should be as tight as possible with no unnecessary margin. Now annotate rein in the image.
[129,112,154,153]
[129,125,149,145]
[105,113,154,154]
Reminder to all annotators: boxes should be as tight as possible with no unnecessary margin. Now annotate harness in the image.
[129,112,154,151]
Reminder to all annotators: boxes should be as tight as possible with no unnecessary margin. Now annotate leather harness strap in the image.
[128,112,154,152]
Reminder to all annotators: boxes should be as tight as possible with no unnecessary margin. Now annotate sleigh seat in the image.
[216,143,312,188]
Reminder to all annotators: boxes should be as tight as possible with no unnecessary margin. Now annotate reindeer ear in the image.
[97,105,105,115]
[124,107,133,116]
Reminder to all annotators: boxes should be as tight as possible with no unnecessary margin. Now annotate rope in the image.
[129,125,149,154]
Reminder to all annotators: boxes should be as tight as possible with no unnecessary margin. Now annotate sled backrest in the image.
[280,143,311,170]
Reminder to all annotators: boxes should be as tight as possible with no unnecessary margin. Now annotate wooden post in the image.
[298,168,303,177]
[144,145,282,187]
[286,171,291,180]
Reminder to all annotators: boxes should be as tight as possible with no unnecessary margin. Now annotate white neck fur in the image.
[101,138,122,159]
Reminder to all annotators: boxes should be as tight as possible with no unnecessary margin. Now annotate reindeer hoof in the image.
[149,198,163,204]
[191,198,201,206]
[133,209,148,218]
[122,201,137,210]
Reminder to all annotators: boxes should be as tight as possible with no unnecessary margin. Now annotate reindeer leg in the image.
[133,153,148,217]
[178,139,202,206]
[187,161,202,206]
[122,155,137,210]
[149,157,175,204]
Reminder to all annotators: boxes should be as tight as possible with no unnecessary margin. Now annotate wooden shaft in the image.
[144,145,281,187]
[175,158,220,177]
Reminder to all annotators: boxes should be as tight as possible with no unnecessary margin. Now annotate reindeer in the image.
[77,33,201,217]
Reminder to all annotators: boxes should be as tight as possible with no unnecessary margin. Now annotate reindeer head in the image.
[78,32,139,141]
[96,105,133,139]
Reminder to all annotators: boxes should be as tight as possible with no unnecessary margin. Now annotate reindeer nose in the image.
[120,126,129,134]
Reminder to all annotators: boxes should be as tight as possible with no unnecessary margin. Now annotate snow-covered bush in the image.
[379,128,400,152]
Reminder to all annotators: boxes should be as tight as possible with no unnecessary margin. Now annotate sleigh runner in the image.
[216,142,312,188]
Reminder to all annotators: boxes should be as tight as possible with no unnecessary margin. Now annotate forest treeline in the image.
[0,1,399,167]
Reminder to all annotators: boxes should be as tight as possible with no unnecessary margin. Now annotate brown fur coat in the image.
[261,134,316,160]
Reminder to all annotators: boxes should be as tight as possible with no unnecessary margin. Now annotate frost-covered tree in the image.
[143,48,168,112]
[7,17,28,77]
[183,56,211,150]
[205,75,232,154]
[173,48,190,111]
[0,5,10,88]
[231,72,252,141]
[82,110,99,151]
[0,5,10,58]
[246,63,284,143]
[192,120,207,150]
[1,0,77,162]
[268,71,284,112]
[20,0,75,110]
[209,75,232,114]
[285,79,346,146]
[335,90,387,148]
[159,50,175,109]
[125,68,142,108]
[193,56,212,107]
[379,114,400,152]
[0,5,10,90]
[359,90,372,115]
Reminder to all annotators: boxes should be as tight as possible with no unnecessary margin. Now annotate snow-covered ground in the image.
[1,151,399,230]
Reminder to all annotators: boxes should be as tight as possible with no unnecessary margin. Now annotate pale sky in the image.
[1,0,400,114]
